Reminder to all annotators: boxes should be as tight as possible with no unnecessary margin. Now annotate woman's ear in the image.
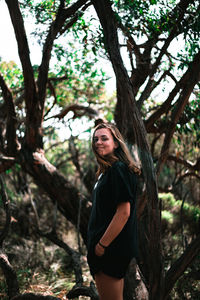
[114,141,119,149]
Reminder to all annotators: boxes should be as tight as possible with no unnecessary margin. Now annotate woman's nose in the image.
[96,138,102,145]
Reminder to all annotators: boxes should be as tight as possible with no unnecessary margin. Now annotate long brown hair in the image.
[92,123,140,177]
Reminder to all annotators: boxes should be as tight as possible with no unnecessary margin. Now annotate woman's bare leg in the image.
[95,271,124,300]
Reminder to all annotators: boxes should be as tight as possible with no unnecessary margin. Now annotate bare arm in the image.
[95,201,130,256]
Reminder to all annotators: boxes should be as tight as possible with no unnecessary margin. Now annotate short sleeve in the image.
[110,161,136,206]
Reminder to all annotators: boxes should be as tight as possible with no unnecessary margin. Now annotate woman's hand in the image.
[95,242,105,256]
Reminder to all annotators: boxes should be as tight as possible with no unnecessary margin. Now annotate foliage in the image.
[160,192,200,229]
[0,0,200,299]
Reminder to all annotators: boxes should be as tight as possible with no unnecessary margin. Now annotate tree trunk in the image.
[124,258,149,300]
[0,252,20,299]
[92,0,163,298]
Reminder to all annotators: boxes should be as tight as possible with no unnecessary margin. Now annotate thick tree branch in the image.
[137,0,194,110]
[5,0,89,150]
[37,0,89,106]
[47,104,98,120]
[145,55,199,131]
[0,73,19,155]
[117,20,154,96]
[0,252,20,299]
[157,50,200,174]
[137,69,174,109]
[18,148,90,243]
[59,1,91,35]
[175,172,200,184]
[167,155,200,172]
[5,0,42,149]
[5,0,37,110]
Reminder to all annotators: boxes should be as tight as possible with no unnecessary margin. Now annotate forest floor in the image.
[0,218,93,300]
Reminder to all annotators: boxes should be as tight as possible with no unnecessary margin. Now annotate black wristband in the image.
[98,241,107,249]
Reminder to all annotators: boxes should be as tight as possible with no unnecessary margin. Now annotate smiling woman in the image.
[93,128,118,157]
[87,122,140,300]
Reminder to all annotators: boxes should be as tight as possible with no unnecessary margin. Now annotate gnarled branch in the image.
[157,50,200,174]
[48,103,98,120]
[164,234,200,300]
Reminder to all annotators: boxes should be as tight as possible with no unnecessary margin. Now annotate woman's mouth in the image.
[96,147,104,152]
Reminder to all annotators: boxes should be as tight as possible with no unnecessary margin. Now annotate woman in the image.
[87,122,140,300]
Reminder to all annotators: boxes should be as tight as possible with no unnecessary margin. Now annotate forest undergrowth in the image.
[0,210,92,300]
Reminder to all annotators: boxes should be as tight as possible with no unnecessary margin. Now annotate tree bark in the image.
[124,258,149,300]
[0,252,20,299]
[0,74,19,155]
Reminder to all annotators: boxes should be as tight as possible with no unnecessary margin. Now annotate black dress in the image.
[87,161,138,279]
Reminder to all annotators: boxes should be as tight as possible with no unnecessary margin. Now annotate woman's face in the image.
[93,128,118,157]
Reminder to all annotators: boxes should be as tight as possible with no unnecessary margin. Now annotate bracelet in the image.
[98,241,107,249]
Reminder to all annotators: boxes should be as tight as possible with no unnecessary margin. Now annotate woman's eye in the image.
[94,136,108,143]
